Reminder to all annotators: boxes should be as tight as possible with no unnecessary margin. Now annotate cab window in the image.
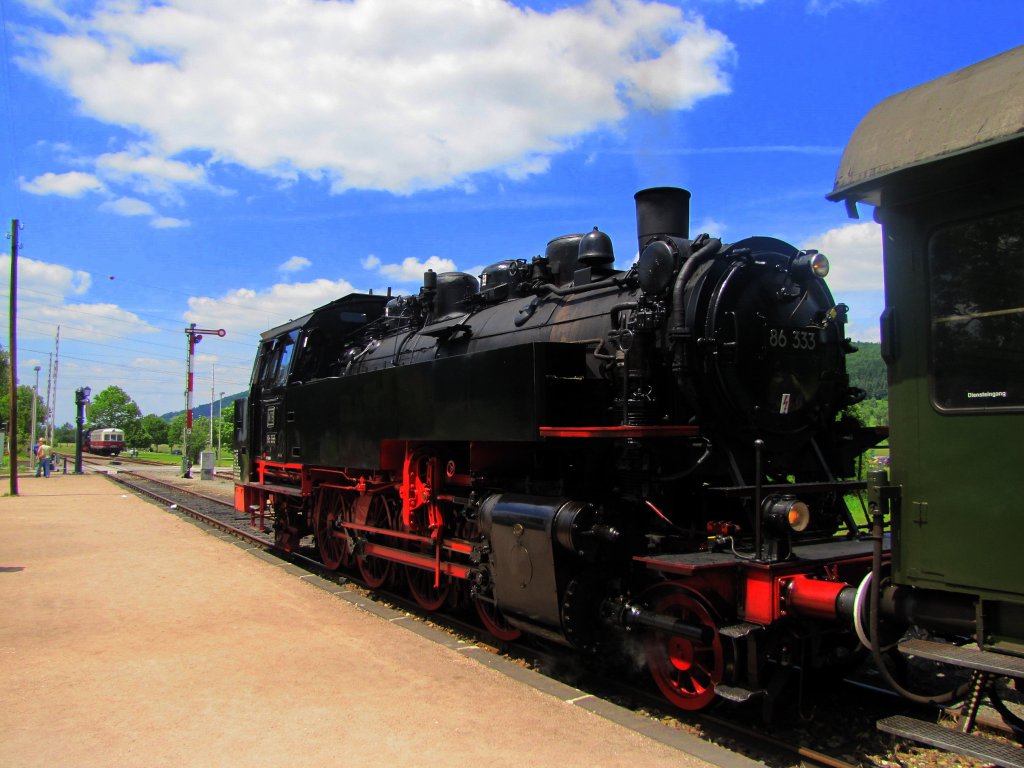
[929,208,1024,411]
[259,331,299,389]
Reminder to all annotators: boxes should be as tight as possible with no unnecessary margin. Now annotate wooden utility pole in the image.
[8,220,19,495]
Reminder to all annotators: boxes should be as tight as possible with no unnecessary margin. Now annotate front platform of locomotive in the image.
[588,189,885,711]
[624,188,880,545]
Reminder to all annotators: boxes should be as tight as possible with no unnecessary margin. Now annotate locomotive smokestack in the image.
[634,187,690,251]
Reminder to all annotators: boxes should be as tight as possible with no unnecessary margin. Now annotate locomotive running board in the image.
[241,481,304,497]
[878,715,1024,768]
[539,425,700,439]
[704,479,867,496]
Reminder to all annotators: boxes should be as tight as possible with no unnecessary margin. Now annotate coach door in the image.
[888,197,1024,601]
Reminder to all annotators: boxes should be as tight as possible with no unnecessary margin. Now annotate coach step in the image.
[898,638,1024,677]
[878,715,1024,768]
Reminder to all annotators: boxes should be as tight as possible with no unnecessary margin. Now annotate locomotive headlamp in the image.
[764,495,810,533]
[793,250,830,280]
[811,252,829,278]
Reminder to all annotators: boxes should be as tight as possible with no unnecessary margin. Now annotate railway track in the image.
[80,454,175,468]
[101,470,1008,768]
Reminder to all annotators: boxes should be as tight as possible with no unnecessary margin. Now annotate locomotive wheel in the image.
[643,588,724,711]
[406,563,451,612]
[273,499,296,553]
[313,489,351,571]
[357,493,396,589]
[405,528,451,612]
[473,598,521,642]
[454,516,521,641]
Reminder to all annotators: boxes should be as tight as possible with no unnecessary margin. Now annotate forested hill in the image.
[846,341,886,400]
[161,391,246,422]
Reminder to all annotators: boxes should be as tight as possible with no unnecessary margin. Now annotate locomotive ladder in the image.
[877,639,1024,768]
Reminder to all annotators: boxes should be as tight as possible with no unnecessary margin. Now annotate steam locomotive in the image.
[235,187,884,713]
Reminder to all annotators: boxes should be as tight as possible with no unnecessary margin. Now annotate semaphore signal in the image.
[182,323,226,477]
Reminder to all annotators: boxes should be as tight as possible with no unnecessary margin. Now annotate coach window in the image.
[928,208,1024,411]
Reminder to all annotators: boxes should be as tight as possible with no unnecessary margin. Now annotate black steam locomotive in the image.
[235,187,882,712]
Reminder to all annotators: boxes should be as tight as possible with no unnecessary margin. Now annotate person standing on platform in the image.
[35,438,51,478]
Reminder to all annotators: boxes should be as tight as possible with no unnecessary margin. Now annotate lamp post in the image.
[30,365,40,472]
[74,386,91,474]
[218,391,224,460]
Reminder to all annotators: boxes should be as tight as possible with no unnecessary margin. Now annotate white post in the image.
[210,364,215,449]
[29,365,40,471]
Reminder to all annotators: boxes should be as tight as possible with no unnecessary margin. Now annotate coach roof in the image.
[828,45,1024,208]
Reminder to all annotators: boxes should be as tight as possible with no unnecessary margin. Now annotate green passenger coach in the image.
[829,45,1024,763]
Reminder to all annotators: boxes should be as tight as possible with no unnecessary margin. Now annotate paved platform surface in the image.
[0,474,756,768]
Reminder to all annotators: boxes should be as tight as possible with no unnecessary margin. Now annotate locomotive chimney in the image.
[634,187,690,251]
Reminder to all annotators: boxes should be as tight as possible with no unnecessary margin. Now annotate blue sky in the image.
[0,0,1021,424]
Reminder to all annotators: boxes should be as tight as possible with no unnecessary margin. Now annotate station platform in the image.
[0,475,757,768]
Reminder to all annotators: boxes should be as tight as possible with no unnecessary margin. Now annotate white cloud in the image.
[43,302,162,342]
[694,217,727,238]
[279,256,312,273]
[95,148,209,200]
[185,277,360,337]
[807,0,876,13]
[377,256,458,284]
[19,0,734,193]
[1,254,91,299]
[1,254,162,344]
[99,196,156,217]
[151,216,190,229]
[802,221,882,292]
[19,171,104,197]
[361,255,381,270]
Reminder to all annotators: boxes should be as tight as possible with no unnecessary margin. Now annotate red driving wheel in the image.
[643,587,724,710]
[313,489,351,571]
[473,598,521,642]
[357,493,396,589]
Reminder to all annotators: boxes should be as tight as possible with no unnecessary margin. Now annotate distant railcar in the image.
[85,428,125,456]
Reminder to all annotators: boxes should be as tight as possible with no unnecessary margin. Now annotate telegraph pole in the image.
[51,326,60,445]
[182,324,225,477]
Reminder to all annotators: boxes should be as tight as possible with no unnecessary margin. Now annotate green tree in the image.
[217,402,235,455]
[0,384,47,451]
[140,414,169,449]
[848,397,889,428]
[88,386,142,430]
[168,414,211,463]
[124,420,147,450]
[846,341,888,400]
[54,422,76,443]
[0,345,9,393]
